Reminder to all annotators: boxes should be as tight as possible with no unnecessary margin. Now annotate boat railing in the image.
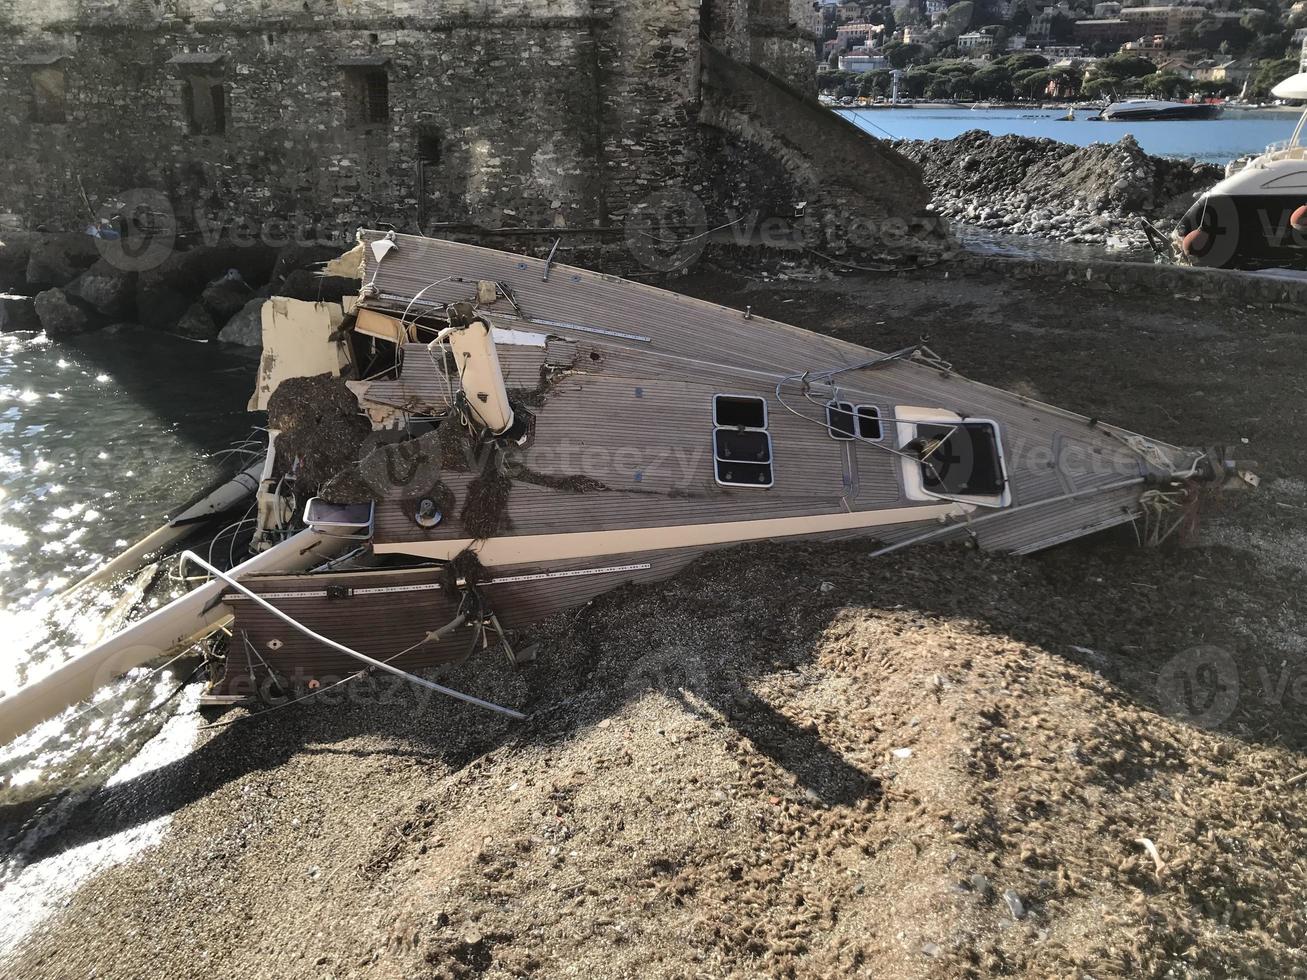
[1262,140,1307,161]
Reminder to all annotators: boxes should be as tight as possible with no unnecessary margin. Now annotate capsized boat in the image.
[1170,73,1307,269]
[1094,99,1222,121]
[0,233,1255,742]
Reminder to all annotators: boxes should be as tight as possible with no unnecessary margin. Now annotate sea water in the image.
[0,326,255,954]
[838,106,1299,165]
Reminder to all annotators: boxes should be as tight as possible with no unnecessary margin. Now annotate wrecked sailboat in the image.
[0,232,1250,741]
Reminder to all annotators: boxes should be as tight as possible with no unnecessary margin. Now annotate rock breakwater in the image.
[895,130,1222,249]
[0,232,351,344]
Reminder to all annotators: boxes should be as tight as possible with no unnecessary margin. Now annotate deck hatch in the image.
[714,394,767,430]
[916,422,1006,497]
[713,393,773,488]
[856,405,883,440]
[827,401,856,440]
[714,429,772,464]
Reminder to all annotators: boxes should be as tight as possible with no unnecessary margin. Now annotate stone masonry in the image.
[0,0,935,256]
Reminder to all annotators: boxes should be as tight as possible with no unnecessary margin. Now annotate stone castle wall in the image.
[0,0,931,256]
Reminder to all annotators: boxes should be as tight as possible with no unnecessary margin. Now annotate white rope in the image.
[179,551,525,720]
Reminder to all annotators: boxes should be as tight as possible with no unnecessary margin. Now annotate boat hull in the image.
[0,529,346,746]
[1099,103,1222,121]
[1172,152,1307,269]
[1177,193,1307,269]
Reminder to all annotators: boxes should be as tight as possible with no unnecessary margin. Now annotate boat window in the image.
[856,405,882,440]
[827,401,855,440]
[713,394,773,488]
[914,422,1005,497]
[714,394,766,430]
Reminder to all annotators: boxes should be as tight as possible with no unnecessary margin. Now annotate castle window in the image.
[30,67,66,124]
[167,53,227,136]
[182,77,227,136]
[343,62,390,128]
[417,124,442,165]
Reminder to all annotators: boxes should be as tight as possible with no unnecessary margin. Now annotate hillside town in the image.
[818,0,1307,101]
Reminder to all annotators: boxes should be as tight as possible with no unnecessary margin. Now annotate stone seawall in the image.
[953,251,1307,310]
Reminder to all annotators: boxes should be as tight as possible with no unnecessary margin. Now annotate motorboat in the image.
[1094,99,1222,121]
[0,233,1255,742]
[1171,74,1307,269]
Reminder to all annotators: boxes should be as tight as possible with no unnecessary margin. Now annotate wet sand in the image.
[5,263,1307,978]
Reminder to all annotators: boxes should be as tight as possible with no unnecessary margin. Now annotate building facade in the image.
[0,0,934,255]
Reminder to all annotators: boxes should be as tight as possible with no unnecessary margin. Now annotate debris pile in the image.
[894,131,1221,248]
[267,375,371,495]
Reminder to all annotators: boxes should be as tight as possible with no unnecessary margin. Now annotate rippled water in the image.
[0,326,255,941]
[0,328,255,700]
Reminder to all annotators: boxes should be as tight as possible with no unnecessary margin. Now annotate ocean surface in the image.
[0,326,255,954]
[838,106,1301,165]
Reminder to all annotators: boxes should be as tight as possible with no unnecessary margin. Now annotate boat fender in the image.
[1180,228,1213,263]
[1292,205,1307,234]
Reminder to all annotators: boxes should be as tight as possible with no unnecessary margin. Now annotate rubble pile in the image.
[895,130,1221,248]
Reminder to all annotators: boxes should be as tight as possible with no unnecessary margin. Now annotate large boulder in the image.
[26,234,102,289]
[0,231,37,292]
[278,268,359,304]
[200,270,254,322]
[271,242,345,285]
[172,302,219,341]
[33,288,98,337]
[216,296,265,346]
[135,276,194,331]
[0,293,40,332]
[136,242,277,331]
[66,261,136,319]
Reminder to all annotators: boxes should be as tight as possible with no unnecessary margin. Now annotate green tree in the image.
[905,67,941,97]
[1240,9,1279,36]
[1194,79,1238,98]
[925,77,953,99]
[1141,71,1189,99]
[1250,57,1302,98]
[1094,54,1160,80]
[1081,77,1118,100]
[997,53,1050,72]
[883,41,927,68]
[971,64,1014,99]
[943,0,975,37]
[1013,68,1053,98]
